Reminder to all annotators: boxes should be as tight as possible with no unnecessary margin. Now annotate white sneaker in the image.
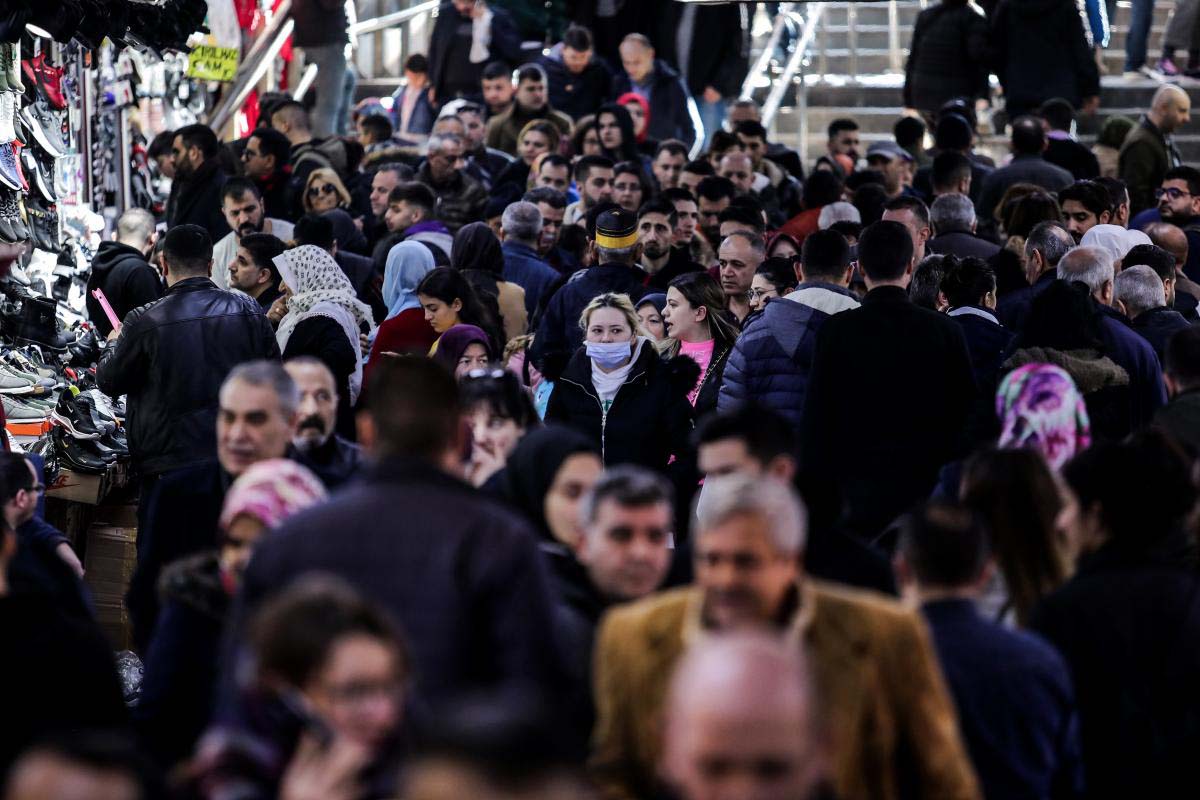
[0,95,14,144]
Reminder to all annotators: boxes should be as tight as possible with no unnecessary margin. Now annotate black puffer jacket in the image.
[903,1,990,114]
[86,241,163,338]
[546,341,696,471]
[97,277,281,476]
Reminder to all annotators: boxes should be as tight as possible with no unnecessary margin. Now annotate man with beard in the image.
[1060,180,1114,244]
[564,155,615,227]
[285,357,363,490]
[485,64,574,157]
[167,124,231,240]
[415,134,488,234]
[365,164,414,252]
[523,186,575,274]
[210,179,294,290]
[239,127,293,220]
[663,187,714,267]
[637,199,702,290]
[1155,166,1200,281]
[717,230,764,325]
[652,141,688,192]
[227,233,287,310]
[696,176,736,250]
[453,101,515,192]
[86,209,163,338]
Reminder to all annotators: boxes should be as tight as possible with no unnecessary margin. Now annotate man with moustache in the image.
[210,179,293,290]
[285,357,363,490]
[637,199,703,290]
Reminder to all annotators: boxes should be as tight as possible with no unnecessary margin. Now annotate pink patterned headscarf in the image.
[219,459,328,532]
[996,364,1092,471]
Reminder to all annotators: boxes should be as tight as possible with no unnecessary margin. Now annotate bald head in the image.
[719,151,755,195]
[662,634,825,800]
[1150,85,1191,134]
[1146,221,1189,270]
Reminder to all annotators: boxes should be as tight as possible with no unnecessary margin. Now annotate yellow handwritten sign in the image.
[186,46,239,82]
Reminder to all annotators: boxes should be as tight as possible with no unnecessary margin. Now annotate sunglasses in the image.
[308,183,338,198]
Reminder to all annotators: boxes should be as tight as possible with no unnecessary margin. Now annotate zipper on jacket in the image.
[559,366,647,463]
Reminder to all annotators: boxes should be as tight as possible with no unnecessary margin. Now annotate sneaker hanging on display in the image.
[19,102,66,159]
[25,198,58,252]
[4,42,21,95]
[21,52,65,110]
[0,93,14,144]
[0,190,28,242]
[21,149,54,202]
[0,144,22,192]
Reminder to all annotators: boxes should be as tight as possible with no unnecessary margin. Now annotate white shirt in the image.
[210,218,294,289]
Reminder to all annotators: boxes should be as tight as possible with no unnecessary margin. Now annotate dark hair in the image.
[845,169,885,193]
[734,120,768,141]
[0,452,32,505]
[523,186,568,209]
[1059,180,1112,218]
[595,103,640,162]
[756,257,797,296]
[293,214,337,249]
[148,129,175,159]
[655,139,689,160]
[708,130,742,160]
[574,154,613,183]
[827,118,859,138]
[250,575,406,689]
[388,181,437,215]
[696,175,736,203]
[569,115,597,156]
[582,465,674,526]
[667,270,740,346]
[460,369,540,429]
[661,187,697,205]
[683,159,715,177]
[238,233,287,277]
[1094,176,1129,211]
[516,64,547,86]
[539,154,571,175]
[894,116,926,151]
[1166,324,1200,387]
[1016,279,1104,352]
[934,113,972,152]
[175,123,219,159]
[637,197,679,226]
[851,182,889,226]
[939,255,996,308]
[801,229,851,279]
[404,52,429,73]
[694,402,797,466]
[717,205,763,233]
[163,224,213,275]
[931,151,971,191]
[614,160,649,184]
[1011,116,1046,156]
[802,170,843,209]
[249,127,291,168]
[416,267,494,333]
[1124,243,1175,283]
[563,23,593,52]
[1164,165,1200,196]
[829,220,863,241]
[910,255,947,311]
[884,195,931,229]
[1038,97,1076,132]
[1004,191,1064,238]
[1063,429,1196,545]
[365,354,462,457]
[858,220,913,282]
[897,502,990,588]
[481,61,511,81]
[359,113,394,141]
[221,176,261,203]
[960,448,1069,625]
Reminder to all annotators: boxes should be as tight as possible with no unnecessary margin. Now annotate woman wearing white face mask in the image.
[545,292,697,471]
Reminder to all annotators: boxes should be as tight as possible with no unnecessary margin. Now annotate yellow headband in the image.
[595,230,639,248]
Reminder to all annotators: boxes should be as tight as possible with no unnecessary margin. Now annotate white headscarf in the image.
[273,245,375,403]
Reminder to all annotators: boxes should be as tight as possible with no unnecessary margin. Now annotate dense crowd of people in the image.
[5,1,1200,798]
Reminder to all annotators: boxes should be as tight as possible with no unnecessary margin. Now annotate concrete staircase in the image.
[759,0,1200,166]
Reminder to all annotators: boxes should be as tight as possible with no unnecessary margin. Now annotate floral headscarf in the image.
[996,363,1092,470]
[219,459,327,532]
[274,245,375,402]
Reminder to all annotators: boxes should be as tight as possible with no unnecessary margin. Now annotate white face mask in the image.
[586,340,632,368]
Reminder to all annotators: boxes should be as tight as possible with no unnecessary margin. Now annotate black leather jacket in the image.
[97,277,280,476]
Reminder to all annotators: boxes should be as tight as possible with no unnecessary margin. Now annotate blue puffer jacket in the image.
[718,283,860,431]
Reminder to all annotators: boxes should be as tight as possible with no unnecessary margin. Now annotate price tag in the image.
[186,46,240,82]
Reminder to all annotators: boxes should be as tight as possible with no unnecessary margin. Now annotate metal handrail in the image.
[210,18,295,133]
[761,3,825,128]
[348,0,439,37]
[739,2,796,100]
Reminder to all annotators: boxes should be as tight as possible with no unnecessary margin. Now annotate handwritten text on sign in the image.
[186,46,240,82]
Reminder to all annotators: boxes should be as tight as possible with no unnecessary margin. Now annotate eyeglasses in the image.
[307,183,338,197]
[1156,187,1194,200]
[747,288,779,301]
[26,482,44,494]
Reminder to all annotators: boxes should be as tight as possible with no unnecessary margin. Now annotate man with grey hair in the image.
[997,221,1074,331]
[928,193,1001,261]
[86,207,163,337]
[415,132,487,234]
[1058,246,1168,426]
[126,359,296,649]
[592,473,979,800]
[661,633,830,800]
[500,200,558,316]
[1117,265,1192,362]
[530,206,648,377]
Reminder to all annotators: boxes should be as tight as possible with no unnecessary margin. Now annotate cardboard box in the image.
[84,525,137,608]
[47,466,113,505]
[93,504,139,529]
[93,601,132,651]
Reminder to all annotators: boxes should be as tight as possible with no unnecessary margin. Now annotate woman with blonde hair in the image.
[545,292,696,471]
[301,167,353,215]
